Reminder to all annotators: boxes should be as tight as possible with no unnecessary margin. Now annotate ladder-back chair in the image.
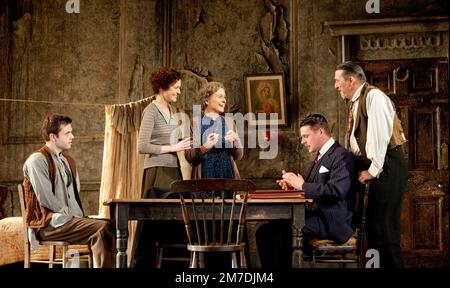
[171,179,256,268]
[18,184,92,268]
[307,182,370,268]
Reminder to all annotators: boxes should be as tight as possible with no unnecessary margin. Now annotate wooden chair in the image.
[171,179,256,268]
[17,184,92,268]
[306,182,370,268]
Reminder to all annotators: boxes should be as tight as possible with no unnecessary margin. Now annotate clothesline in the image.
[0,98,108,106]
[0,97,152,108]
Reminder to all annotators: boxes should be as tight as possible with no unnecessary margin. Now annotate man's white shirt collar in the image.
[351,83,366,102]
[317,137,335,160]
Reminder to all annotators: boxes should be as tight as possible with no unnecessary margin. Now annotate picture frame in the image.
[244,73,287,126]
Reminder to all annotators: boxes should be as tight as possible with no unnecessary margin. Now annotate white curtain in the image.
[98,97,151,265]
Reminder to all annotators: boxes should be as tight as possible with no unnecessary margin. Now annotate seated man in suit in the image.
[280,113,356,244]
[256,114,355,268]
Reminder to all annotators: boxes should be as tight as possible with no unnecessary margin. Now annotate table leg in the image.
[246,221,267,268]
[115,203,129,268]
[292,205,305,268]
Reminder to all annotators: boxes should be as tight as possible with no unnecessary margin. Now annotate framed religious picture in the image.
[244,73,287,126]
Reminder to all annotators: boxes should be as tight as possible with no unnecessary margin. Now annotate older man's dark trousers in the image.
[355,147,407,268]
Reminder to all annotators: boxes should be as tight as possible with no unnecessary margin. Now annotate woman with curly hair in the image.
[131,67,192,268]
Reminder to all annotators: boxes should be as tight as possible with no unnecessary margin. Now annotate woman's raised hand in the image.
[224,130,237,143]
[172,137,193,152]
[203,133,220,149]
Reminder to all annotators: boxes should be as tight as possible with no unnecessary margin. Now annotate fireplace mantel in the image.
[324,16,448,63]
[325,16,448,36]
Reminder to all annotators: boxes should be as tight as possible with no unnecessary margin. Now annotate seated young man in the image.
[23,113,116,268]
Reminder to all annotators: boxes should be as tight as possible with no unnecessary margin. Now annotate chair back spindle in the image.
[171,179,255,268]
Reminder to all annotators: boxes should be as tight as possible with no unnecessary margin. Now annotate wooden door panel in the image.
[411,108,437,170]
[364,59,443,98]
[413,197,443,250]
[368,72,393,95]
[410,67,438,94]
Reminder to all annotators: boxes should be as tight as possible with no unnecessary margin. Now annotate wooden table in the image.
[104,197,312,268]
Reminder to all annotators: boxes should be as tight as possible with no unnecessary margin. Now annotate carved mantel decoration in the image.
[359,33,442,51]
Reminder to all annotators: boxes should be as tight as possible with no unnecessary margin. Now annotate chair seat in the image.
[309,236,357,252]
[31,243,92,262]
[39,241,70,246]
[305,237,359,268]
[37,242,91,253]
[311,244,356,253]
[187,243,244,252]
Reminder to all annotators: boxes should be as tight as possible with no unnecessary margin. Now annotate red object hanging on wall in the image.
[265,130,270,142]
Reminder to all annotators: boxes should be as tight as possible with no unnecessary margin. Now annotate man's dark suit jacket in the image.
[302,141,356,244]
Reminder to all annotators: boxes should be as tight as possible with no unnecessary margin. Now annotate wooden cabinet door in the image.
[360,59,449,268]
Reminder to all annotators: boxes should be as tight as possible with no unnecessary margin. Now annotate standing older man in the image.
[334,61,407,268]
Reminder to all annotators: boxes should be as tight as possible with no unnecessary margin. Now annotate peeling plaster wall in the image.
[170,0,300,181]
[0,0,447,216]
[0,0,162,216]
